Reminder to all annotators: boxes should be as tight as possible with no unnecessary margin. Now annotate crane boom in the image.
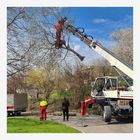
[64,23,133,79]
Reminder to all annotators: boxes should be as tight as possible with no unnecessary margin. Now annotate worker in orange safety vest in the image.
[40,98,48,121]
[54,17,67,49]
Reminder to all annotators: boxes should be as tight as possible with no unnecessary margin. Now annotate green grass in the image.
[7,118,81,133]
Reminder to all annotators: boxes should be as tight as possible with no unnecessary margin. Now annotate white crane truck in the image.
[55,17,133,123]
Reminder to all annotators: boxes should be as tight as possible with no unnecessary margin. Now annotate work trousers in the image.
[40,106,47,120]
[63,108,69,121]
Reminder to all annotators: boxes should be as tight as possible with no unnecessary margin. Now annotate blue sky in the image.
[61,7,133,65]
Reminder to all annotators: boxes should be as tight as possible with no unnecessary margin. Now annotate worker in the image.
[40,97,48,121]
[62,97,70,121]
[54,17,67,49]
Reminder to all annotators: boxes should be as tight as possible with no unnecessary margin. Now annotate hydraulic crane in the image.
[54,17,133,122]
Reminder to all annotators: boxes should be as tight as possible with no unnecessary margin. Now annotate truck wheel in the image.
[103,106,112,122]
[17,112,21,116]
[14,112,21,116]
[7,112,10,117]
[8,112,13,117]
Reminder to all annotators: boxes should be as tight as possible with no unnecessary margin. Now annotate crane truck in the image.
[54,17,133,123]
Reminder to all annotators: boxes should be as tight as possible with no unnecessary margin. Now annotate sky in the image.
[61,7,133,65]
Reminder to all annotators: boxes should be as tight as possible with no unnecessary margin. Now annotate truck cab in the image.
[91,76,133,99]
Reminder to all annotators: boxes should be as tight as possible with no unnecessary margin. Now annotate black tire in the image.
[14,111,21,116]
[17,112,21,116]
[8,111,13,117]
[103,106,112,122]
[7,112,10,117]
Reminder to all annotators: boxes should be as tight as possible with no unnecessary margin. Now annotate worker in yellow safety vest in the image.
[40,98,48,121]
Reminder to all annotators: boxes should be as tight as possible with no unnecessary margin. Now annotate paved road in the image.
[9,112,133,133]
[48,115,133,133]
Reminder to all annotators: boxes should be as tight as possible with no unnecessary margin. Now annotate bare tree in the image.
[7,7,65,77]
[111,28,133,66]
[7,7,84,79]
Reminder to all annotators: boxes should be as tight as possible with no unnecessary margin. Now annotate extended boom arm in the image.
[55,18,133,79]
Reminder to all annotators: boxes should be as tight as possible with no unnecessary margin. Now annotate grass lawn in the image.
[7,118,81,133]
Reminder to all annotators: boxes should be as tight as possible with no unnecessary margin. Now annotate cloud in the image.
[85,28,99,33]
[96,38,117,48]
[73,44,81,51]
[92,18,110,24]
[92,14,132,28]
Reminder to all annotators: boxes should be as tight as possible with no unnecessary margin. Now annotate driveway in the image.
[48,114,133,133]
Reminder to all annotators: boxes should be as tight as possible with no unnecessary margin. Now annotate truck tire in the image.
[14,111,21,116]
[103,106,112,122]
[8,111,13,117]
[7,112,10,117]
[17,112,21,116]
